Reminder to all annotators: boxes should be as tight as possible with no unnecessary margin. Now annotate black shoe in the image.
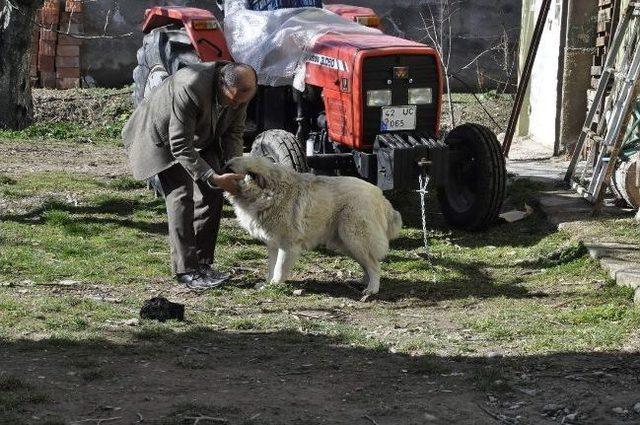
[198,264,230,286]
[176,271,225,290]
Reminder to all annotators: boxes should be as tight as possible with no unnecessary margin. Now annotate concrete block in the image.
[55,56,80,68]
[39,28,58,41]
[61,12,83,24]
[38,55,55,72]
[617,268,640,289]
[38,39,57,56]
[56,77,80,89]
[58,23,82,33]
[41,2,61,25]
[65,0,84,13]
[585,242,640,260]
[41,71,56,88]
[56,67,80,78]
[57,34,82,46]
[56,45,79,57]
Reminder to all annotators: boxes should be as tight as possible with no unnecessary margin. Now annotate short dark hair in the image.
[220,62,258,92]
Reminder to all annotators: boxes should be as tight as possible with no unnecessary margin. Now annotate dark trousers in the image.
[158,164,223,275]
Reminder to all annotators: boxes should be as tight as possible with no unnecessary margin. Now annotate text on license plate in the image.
[380,105,417,132]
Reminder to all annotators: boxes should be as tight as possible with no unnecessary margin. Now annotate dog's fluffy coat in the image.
[224,156,402,295]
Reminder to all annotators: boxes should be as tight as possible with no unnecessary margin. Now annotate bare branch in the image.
[459,45,503,71]
[7,0,133,40]
[103,8,112,35]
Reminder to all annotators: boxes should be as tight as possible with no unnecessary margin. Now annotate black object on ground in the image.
[140,297,185,322]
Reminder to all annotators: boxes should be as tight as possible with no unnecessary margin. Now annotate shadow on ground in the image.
[298,254,540,304]
[0,197,168,235]
[1,328,638,424]
[389,190,556,250]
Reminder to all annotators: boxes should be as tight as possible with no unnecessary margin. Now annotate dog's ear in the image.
[248,171,268,189]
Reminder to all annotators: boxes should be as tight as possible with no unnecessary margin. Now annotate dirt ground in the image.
[3,329,640,425]
[1,90,639,424]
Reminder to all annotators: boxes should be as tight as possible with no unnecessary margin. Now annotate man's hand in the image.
[210,173,244,195]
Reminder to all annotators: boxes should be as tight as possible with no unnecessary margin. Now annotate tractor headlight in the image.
[408,88,433,105]
[366,90,392,107]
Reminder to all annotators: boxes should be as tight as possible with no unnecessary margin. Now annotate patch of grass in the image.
[472,366,512,393]
[560,217,640,245]
[516,241,588,268]
[0,120,125,144]
[104,176,146,191]
[0,376,26,392]
[39,418,66,425]
[300,321,387,351]
[67,357,100,369]
[0,375,49,419]
[175,356,209,370]
[0,171,103,198]
[0,174,16,185]
[80,368,112,382]
[1,159,639,363]
[409,356,450,375]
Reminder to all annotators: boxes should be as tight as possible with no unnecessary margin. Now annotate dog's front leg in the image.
[270,246,299,284]
[266,245,278,282]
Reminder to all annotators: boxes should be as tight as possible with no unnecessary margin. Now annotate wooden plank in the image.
[597,35,610,46]
[598,8,612,21]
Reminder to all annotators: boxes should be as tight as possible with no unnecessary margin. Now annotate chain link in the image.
[417,173,430,255]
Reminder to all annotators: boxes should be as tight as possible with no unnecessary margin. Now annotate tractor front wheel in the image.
[437,123,506,230]
[250,129,309,173]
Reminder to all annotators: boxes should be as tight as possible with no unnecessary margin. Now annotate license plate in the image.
[380,105,417,132]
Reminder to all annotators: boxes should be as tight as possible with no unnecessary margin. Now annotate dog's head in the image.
[223,156,284,208]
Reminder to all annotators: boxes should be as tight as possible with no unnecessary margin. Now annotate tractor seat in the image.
[248,0,322,11]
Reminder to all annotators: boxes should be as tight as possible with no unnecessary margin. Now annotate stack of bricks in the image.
[29,0,83,89]
[37,0,60,88]
[56,0,83,89]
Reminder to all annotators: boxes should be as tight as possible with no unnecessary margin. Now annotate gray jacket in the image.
[122,62,247,181]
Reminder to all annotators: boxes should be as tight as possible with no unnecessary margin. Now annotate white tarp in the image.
[223,0,381,90]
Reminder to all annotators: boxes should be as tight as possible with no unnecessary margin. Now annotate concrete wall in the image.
[523,0,566,153]
[517,0,596,155]
[558,0,597,154]
[81,0,521,90]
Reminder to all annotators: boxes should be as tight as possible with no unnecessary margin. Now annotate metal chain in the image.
[417,173,430,255]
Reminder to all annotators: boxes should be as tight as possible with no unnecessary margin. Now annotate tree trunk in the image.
[0,0,43,130]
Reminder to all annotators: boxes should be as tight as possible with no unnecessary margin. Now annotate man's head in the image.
[218,63,258,109]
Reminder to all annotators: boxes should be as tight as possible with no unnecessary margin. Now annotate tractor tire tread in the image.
[438,123,506,230]
[251,129,308,173]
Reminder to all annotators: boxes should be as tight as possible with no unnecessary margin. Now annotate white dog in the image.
[223,156,402,296]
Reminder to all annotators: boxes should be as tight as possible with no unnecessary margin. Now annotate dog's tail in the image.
[386,205,403,240]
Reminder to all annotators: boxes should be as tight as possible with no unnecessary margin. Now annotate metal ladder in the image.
[564,2,640,211]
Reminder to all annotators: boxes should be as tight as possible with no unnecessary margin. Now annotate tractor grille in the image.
[362,54,439,145]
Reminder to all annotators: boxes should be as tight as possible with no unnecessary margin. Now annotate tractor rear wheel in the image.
[132,25,201,107]
[437,123,506,230]
[250,129,309,173]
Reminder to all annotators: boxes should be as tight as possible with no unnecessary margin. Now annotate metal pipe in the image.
[502,0,553,157]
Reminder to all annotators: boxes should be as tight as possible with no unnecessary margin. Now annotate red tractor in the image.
[132,2,506,230]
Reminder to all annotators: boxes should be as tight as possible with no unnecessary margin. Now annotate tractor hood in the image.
[305,32,440,91]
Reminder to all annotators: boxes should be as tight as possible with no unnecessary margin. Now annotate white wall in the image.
[526,0,564,151]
